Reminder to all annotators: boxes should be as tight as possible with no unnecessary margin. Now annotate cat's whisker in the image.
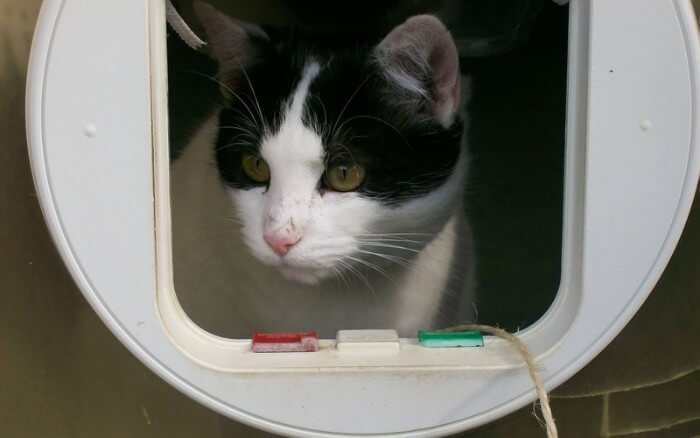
[223,218,245,226]
[301,236,427,258]
[359,241,424,250]
[217,105,261,133]
[309,93,328,129]
[357,237,430,246]
[357,236,427,245]
[356,232,433,237]
[355,249,412,269]
[230,55,267,133]
[330,266,341,286]
[358,237,427,245]
[332,265,350,289]
[337,259,375,297]
[338,259,364,284]
[217,125,260,138]
[216,141,257,151]
[217,129,258,144]
[335,114,411,150]
[359,242,422,254]
[221,131,258,144]
[179,69,263,132]
[331,74,372,136]
[219,107,260,130]
[225,133,257,145]
[345,255,396,286]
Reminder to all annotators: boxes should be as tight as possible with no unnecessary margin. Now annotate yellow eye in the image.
[241,153,270,183]
[326,163,366,192]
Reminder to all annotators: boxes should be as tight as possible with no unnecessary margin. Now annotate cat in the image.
[170,1,476,338]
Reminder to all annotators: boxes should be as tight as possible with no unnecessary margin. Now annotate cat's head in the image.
[195,2,467,284]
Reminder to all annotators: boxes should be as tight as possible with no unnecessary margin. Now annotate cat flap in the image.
[374,15,461,128]
[25,0,700,435]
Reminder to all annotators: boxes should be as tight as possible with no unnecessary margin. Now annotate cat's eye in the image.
[326,163,366,192]
[241,153,270,184]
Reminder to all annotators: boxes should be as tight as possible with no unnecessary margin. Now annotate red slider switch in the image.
[252,331,319,353]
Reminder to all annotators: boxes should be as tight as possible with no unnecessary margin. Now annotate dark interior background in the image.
[462,3,566,329]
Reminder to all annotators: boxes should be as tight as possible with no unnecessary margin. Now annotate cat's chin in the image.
[276,265,331,285]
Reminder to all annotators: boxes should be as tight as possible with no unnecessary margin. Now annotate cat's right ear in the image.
[193,1,268,91]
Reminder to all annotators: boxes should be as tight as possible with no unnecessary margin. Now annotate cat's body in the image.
[171,3,476,337]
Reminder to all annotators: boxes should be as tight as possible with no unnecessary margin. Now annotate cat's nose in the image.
[263,233,301,257]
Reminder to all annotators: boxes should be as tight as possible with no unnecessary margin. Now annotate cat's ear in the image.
[193,1,268,90]
[375,15,461,127]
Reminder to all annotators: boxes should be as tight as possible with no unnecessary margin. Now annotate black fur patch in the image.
[214,29,463,205]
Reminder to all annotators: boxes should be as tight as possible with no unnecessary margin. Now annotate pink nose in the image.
[263,234,301,257]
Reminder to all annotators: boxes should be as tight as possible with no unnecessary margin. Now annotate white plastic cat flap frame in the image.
[26,0,700,436]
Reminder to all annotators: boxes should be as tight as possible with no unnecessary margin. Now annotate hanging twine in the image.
[438,324,558,438]
[165,0,207,50]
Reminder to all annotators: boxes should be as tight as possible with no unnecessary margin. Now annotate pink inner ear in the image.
[429,31,461,125]
[377,15,462,125]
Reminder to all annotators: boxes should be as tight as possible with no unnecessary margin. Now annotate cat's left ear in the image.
[194,2,269,91]
[375,15,461,127]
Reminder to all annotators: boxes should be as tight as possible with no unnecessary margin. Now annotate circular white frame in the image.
[25,0,700,436]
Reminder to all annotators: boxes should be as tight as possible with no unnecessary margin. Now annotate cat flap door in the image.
[26,0,700,435]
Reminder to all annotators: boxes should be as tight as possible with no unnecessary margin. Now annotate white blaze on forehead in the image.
[259,60,324,235]
[287,61,321,123]
[261,59,323,167]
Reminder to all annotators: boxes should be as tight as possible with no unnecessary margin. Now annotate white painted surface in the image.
[25,0,700,436]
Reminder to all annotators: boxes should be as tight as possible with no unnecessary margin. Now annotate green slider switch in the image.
[417,330,484,348]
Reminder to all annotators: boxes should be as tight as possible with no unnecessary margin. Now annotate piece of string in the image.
[438,323,558,438]
[165,0,207,50]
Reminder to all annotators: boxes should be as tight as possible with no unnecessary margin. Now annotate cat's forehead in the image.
[259,60,326,169]
[252,50,376,156]
[223,45,375,141]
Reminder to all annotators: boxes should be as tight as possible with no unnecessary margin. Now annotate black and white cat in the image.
[171,2,476,337]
